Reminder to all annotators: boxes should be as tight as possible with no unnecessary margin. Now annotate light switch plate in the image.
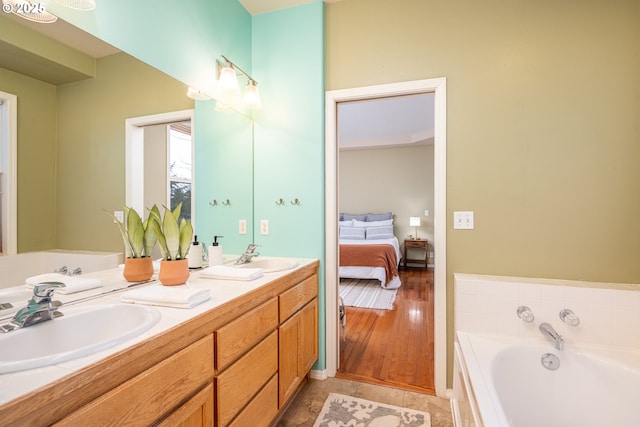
[114,210,124,223]
[453,211,474,229]
[239,219,247,234]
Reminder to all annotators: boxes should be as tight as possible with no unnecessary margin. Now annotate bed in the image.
[338,212,401,289]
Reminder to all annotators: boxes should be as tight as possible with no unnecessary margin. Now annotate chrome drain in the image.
[541,353,560,370]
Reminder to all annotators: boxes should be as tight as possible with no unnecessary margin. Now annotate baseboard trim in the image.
[310,369,327,380]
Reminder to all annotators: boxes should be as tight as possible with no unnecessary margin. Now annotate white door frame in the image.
[0,92,17,255]
[324,78,447,396]
[125,109,195,223]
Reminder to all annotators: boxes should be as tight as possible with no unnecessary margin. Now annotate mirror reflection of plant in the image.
[170,182,191,221]
[106,207,157,259]
[148,203,193,261]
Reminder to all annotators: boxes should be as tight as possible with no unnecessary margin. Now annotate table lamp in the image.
[409,216,421,239]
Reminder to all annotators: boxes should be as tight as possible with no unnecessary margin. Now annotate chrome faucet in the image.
[234,244,260,265]
[539,322,564,351]
[0,282,64,333]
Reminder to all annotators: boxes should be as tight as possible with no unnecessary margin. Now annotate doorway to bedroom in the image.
[335,93,436,393]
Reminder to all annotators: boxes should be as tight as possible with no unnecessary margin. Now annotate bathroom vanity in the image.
[0,258,319,426]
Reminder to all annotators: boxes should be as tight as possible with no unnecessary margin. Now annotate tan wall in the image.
[0,67,58,252]
[339,145,434,261]
[326,0,640,383]
[56,52,193,253]
[143,124,168,210]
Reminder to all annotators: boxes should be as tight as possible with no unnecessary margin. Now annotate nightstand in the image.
[403,239,428,268]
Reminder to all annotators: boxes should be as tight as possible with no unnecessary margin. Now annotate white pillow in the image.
[339,226,366,240]
[366,225,394,240]
[353,219,393,227]
[339,219,354,227]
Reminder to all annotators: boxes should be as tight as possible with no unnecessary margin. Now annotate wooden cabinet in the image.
[54,335,214,427]
[278,275,319,407]
[214,298,279,372]
[0,261,320,427]
[215,332,278,426]
[279,298,318,406]
[156,383,214,427]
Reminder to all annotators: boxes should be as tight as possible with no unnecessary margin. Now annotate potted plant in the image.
[148,203,193,286]
[107,206,157,282]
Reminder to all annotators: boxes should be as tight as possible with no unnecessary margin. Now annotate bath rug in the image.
[313,393,430,427]
[339,279,397,310]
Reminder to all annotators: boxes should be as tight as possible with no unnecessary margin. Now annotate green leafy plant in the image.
[106,206,157,259]
[148,203,193,261]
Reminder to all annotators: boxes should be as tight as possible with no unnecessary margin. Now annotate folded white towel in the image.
[0,286,32,313]
[24,273,103,294]
[0,286,33,302]
[120,284,210,309]
[200,265,264,281]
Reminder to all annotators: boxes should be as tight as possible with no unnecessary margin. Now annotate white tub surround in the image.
[454,273,640,349]
[452,273,640,427]
[0,250,122,289]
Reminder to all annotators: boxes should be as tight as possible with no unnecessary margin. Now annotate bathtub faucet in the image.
[539,322,564,351]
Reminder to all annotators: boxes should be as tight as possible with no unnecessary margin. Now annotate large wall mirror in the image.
[0,14,254,255]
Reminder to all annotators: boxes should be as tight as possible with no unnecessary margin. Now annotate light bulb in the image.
[243,80,261,109]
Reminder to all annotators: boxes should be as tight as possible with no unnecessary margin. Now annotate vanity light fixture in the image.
[2,0,58,23]
[243,80,261,109]
[410,216,421,239]
[55,0,96,10]
[216,55,262,109]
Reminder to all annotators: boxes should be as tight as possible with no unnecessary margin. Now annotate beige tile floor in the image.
[276,377,454,427]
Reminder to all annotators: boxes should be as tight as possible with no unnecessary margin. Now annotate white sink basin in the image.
[235,258,299,273]
[0,304,160,374]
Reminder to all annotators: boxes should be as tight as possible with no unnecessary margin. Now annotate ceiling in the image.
[338,93,435,150]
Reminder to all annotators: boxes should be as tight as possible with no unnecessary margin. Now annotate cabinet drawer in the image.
[279,275,318,323]
[156,382,214,427]
[216,331,278,426]
[405,240,426,248]
[215,297,278,372]
[228,374,278,427]
[54,335,214,427]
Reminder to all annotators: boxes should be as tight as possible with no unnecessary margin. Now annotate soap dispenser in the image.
[208,236,224,266]
[188,235,204,269]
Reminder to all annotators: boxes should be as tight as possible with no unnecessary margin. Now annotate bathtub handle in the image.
[560,308,580,326]
[516,306,535,323]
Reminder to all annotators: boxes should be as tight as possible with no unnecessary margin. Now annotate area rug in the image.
[339,279,397,310]
[313,393,431,427]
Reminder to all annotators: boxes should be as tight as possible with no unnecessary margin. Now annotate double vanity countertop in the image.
[0,256,319,408]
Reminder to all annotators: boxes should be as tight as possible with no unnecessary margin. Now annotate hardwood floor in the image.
[337,267,435,394]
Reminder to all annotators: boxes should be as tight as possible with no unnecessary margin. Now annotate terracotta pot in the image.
[159,259,190,286]
[122,257,154,282]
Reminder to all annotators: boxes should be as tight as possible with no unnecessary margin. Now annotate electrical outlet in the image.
[260,219,269,235]
[424,210,429,217]
[239,219,247,234]
[114,210,124,223]
[453,211,474,229]
[429,251,434,259]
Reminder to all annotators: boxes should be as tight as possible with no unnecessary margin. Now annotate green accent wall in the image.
[252,2,325,369]
[48,0,252,94]
[0,67,57,252]
[194,103,254,255]
[325,0,640,384]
